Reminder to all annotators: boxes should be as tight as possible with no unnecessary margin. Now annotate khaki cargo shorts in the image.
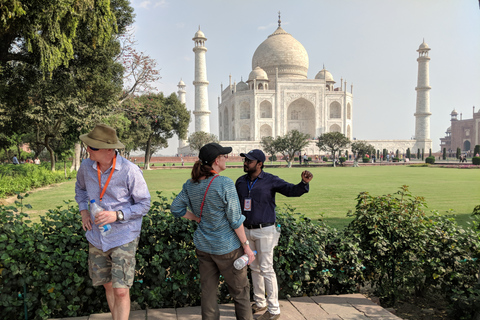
[88,237,139,288]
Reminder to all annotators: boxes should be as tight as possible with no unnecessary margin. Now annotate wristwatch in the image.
[116,210,124,221]
[242,240,250,247]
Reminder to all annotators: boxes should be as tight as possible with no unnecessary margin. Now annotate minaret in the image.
[177,79,188,149]
[192,27,211,133]
[414,39,432,151]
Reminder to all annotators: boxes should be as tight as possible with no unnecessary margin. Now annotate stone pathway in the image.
[49,294,402,319]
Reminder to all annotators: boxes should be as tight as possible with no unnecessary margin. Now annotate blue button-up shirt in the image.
[235,171,309,225]
[75,153,151,252]
[171,175,245,255]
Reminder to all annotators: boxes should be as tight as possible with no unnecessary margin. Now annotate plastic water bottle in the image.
[233,250,257,270]
[90,199,112,235]
[276,224,281,233]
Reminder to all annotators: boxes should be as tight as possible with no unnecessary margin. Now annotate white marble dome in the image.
[236,80,249,91]
[419,40,430,50]
[315,68,335,82]
[248,66,268,81]
[194,29,206,39]
[252,26,309,79]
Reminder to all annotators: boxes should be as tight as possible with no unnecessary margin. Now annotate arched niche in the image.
[329,124,341,133]
[260,100,272,118]
[260,124,272,139]
[329,101,341,119]
[287,98,315,138]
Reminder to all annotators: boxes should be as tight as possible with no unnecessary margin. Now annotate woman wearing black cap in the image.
[171,143,255,320]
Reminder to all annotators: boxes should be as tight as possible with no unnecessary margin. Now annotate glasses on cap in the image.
[88,146,100,151]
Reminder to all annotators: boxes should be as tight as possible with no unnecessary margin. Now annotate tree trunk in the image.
[332,150,336,167]
[70,142,81,172]
[144,136,152,170]
[45,136,55,171]
[64,160,67,178]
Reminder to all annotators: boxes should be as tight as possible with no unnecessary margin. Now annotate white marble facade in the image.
[218,22,353,150]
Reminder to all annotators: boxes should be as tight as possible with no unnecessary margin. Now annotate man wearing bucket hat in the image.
[75,123,151,320]
[236,149,313,320]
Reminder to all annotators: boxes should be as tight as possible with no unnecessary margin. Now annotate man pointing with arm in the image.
[235,149,313,320]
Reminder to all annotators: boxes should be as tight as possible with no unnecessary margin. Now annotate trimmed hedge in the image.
[0,164,76,198]
[425,156,435,164]
[472,157,480,165]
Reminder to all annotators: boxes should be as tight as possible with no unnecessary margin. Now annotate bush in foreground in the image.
[1,189,480,319]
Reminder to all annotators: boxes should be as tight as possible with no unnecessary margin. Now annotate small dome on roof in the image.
[315,68,335,82]
[178,79,186,86]
[248,66,268,82]
[446,126,451,133]
[451,109,458,116]
[236,81,248,91]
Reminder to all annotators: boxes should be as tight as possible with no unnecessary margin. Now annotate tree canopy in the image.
[316,132,350,167]
[187,131,219,153]
[0,0,117,75]
[273,130,310,168]
[0,0,134,170]
[123,92,190,169]
[351,140,375,160]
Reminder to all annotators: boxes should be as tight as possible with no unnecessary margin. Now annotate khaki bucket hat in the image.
[80,123,125,149]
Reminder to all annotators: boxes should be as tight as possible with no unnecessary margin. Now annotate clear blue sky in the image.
[129,0,480,155]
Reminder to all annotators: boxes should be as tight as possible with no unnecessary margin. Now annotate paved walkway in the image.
[49,294,402,319]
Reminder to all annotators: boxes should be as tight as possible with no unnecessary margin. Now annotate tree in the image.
[118,30,161,103]
[260,136,276,163]
[351,141,375,161]
[443,148,446,160]
[187,132,219,153]
[0,0,134,171]
[406,148,411,159]
[123,92,190,170]
[316,132,350,167]
[474,145,480,156]
[0,0,116,75]
[456,147,461,159]
[273,130,310,168]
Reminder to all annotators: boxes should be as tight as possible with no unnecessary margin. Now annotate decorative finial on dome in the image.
[323,63,325,69]
[198,25,201,30]
[278,11,281,27]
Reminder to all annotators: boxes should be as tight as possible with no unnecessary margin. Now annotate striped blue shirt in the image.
[75,153,151,252]
[171,175,245,255]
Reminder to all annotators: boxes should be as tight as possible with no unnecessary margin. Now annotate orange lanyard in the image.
[97,156,116,202]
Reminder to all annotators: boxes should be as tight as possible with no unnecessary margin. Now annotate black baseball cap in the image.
[240,149,266,163]
[199,143,232,165]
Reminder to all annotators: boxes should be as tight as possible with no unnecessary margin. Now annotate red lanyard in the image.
[97,156,116,202]
[199,173,219,221]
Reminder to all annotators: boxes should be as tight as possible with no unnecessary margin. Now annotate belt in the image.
[244,222,275,229]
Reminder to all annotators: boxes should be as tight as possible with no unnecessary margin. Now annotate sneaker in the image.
[257,311,280,320]
[252,304,268,313]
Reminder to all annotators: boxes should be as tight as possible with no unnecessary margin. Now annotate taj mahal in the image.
[178,15,432,156]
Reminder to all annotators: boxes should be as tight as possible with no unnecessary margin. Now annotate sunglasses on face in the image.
[219,154,228,159]
[88,146,100,151]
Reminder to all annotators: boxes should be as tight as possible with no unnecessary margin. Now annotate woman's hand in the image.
[244,245,256,265]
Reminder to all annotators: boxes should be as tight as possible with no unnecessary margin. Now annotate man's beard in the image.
[244,164,256,175]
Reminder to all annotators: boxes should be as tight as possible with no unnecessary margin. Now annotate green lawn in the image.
[12,165,480,229]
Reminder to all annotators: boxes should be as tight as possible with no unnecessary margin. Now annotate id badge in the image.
[244,198,252,211]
